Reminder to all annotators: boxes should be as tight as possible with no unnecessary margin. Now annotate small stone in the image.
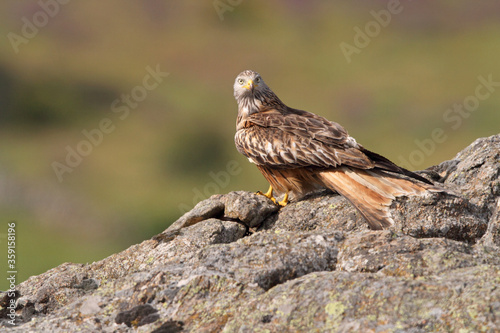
[80,296,102,316]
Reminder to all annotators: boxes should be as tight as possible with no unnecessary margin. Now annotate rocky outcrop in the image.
[1,134,499,332]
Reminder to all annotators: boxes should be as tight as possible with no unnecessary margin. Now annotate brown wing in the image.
[235,108,375,170]
[236,107,434,185]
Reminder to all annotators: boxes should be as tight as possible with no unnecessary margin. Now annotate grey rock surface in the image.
[1,134,499,332]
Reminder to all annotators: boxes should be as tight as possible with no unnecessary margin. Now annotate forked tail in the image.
[318,166,442,229]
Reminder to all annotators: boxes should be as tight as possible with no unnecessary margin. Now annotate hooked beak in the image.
[243,79,257,92]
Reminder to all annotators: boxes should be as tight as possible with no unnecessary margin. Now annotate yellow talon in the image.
[256,185,277,204]
[263,185,274,199]
[256,185,288,207]
[277,192,289,207]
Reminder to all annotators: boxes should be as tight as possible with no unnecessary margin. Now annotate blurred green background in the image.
[0,1,499,289]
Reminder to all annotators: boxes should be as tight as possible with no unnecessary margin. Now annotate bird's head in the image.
[234,70,267,98]
[234,70,282,116]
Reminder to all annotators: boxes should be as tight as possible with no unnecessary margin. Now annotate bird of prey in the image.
[233,69,442,230]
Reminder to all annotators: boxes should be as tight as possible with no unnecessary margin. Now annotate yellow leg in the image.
[257,186,288,207]
[277,192,289,207]
[256,185,277,204]
[264,185,273,198]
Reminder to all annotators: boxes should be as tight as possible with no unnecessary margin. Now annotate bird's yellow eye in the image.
[238,78,245,85]
[255,77,261,83]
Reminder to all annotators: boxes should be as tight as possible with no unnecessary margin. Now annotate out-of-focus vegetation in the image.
[0,1,499,288]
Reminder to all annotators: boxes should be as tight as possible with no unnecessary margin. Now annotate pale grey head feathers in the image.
[233,70,267,99]
[233,70,283,115]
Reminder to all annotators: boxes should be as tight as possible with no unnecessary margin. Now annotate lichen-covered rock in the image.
[1,134,499,332]
[221,191,280,228]
[336,231,481,277]
[262,191,366,233]
[480,198,500,248]
[391,193,489,242]
[190,230,340,290]
[442,135,500,211]
[222,265,500,332]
